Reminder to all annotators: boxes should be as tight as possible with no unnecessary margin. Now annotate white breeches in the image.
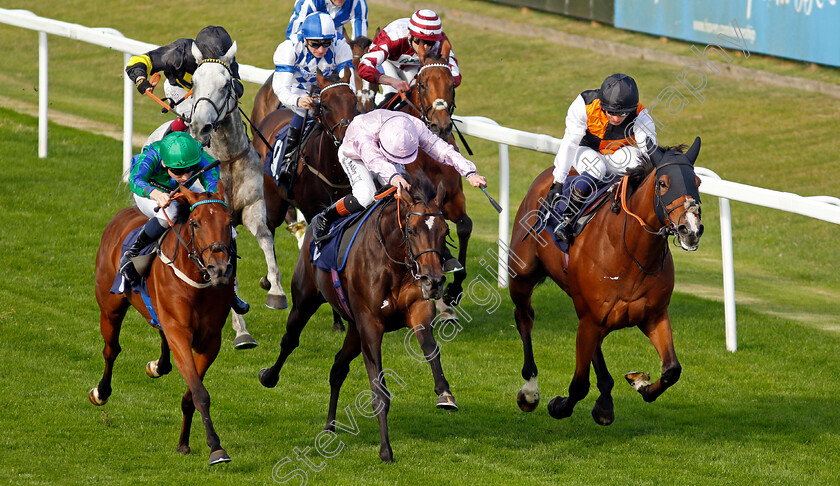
[163,80,193,119]
[338,153,400,207]
[572,145,645,183]
[381,62,420,95]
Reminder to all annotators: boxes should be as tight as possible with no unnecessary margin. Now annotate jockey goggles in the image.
[410,37,436,48]
[166,164,199,176]
[307,39,332,48]
[604,108,634,117]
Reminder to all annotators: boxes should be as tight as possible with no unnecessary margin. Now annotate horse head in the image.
[648,137,704,251]
[347,34,376,113]
[315,68,357,146]
[188,41,239,146]
[410,51,456,138]
[181,182,234,287]
[398,178,449,300]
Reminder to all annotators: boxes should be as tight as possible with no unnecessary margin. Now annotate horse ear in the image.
[316,68,326,87]
[222,40,237,65]
[341,68,351,84]
[440,39,451,61]
[434,181,447,208]
[191,42,204,63]
[181,184,199,205]
[646,139,663,166]
[685,136,701,166]
[215,179,225,200]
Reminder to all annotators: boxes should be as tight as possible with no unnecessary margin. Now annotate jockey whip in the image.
[153,159,222,214]
[479,184,503,214]
[143,73,174,113]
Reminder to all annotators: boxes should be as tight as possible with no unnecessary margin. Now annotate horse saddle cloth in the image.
[264,125,290,185]
[543,177,617,254]
[310,197,390,273]
[109,226,166,329]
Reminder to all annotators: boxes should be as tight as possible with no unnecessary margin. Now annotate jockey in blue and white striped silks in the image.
[285,0,368,41]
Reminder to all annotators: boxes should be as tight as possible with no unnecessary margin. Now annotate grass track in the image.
[0,1,839,483]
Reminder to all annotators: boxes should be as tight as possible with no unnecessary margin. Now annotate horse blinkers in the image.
[653,153,704,251]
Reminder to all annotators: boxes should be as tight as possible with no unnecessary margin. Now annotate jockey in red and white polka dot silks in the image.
[358,9,461,95]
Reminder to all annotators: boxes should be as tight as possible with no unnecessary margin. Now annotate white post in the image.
[497,142,510,287]
[123,52,133,180]
[38,31,48,158]
[720,196,737,352]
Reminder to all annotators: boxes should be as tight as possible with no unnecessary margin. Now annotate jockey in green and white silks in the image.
[272,12,356,181]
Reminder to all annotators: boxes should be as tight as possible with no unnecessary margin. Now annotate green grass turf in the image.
[0,0,838,483]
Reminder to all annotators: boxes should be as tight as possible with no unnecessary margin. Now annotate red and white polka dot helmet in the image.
[408,9,444,42]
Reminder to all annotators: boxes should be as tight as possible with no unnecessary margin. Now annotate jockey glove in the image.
[135,77,153,95]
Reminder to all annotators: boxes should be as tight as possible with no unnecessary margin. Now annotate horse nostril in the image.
[697,224,705,237]
[677,224,688,235]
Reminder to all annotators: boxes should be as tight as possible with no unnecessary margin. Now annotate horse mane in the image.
[404,172,437,205]
[624,143,689,194]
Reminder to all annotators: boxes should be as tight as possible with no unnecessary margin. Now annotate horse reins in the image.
[158,198,234,287]
[374,195,445,281]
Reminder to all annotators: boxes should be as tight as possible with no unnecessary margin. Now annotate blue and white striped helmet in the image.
[301,12,336,40]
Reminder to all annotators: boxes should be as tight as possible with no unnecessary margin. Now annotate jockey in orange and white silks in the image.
[285,0,368,41]
[272,12,356,180]
[310,110,485,249]
[358,9,461,96]
[547,73,658,243]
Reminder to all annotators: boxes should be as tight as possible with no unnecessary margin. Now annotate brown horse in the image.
[399,47,472,308]
[90,185,235,465]
[249,35,374,129]
[508,139,704,425]
[258,175,458,463]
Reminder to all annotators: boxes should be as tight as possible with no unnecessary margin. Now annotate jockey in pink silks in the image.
[311,110,486,270]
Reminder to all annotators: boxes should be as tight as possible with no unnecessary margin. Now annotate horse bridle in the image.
[376,199,445,281]
[408,63,456,127]
[165,199,234,283]
[186,58,238,132]
[316,81,355,147]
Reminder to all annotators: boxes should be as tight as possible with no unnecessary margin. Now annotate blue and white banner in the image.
[615,0,840,67]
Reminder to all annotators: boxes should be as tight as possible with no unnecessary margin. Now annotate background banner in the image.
[615,0,840,67]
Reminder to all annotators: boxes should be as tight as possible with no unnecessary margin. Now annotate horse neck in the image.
[208,109,248,160]
[373,201,408,263]
[617,172,669,258]
[160,221,204,282]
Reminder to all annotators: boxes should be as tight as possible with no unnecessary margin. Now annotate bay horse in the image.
[508,139,704,425]
[258,175,458,463]
[91,185,235,465]
[188,41,289,349]
[398,46,472,309]
[255,69,358,332]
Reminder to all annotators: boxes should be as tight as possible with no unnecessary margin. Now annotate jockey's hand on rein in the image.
[546,182,563,205]
[135,77,153,95]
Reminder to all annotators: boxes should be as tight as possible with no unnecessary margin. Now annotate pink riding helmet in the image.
[378,116,419,164]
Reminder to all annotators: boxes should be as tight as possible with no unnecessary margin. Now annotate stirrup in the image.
[442,258,464,274]
[553,220,572,244]
[232,295,250,315]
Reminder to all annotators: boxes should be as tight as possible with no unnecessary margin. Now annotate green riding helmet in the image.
[159,132,202,169]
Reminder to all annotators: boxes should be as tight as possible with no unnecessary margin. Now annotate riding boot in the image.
[232,290,250,315]
[440,246,464,274]
[312,195,365,247]
[553,187,586,244]
[119,218,166,281]
[278,125,302,184]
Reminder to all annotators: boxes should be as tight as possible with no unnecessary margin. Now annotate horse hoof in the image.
[89,388,107,406]
[516,389,540,412]
[266,294,288,310]
[332,321,346,332]
[259,276,271,291]
[234,333,258,350]
[259,368,279,388]
[591,402,615,426]
[624,371,651,392]
[209,449,231,465]
[177,444,191,455]
[547,396,572,420]
[146,360,161,378]
[436,391,459,410]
